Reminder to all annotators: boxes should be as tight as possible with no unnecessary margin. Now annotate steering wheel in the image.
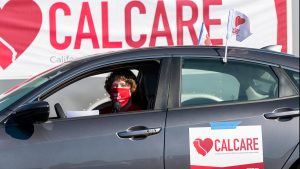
[181,94,223,107]
[197,94,223,102]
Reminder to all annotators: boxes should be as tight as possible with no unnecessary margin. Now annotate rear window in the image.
[181,58,279,107]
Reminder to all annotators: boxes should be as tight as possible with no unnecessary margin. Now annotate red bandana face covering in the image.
[110,87,131,107]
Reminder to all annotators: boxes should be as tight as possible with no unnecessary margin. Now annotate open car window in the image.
[44,61,160,118]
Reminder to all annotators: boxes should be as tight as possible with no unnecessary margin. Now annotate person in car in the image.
[100,69,141,114]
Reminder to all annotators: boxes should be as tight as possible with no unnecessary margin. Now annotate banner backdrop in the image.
[0,0,287,79]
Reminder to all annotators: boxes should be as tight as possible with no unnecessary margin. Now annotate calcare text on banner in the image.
[0,0,288,79]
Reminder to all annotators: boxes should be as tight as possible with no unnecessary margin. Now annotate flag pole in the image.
[223,9,232,63]
[223,38,228,63]
[198,23,204,45]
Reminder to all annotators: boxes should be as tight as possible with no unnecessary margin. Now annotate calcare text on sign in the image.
[49,0,223,50]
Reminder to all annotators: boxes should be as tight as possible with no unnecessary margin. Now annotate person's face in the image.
[111,79,130,89]
[110,79,132,107]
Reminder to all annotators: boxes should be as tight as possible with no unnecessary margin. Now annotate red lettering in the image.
[215,138,260,152]
[221,139,227,151]
[214,139,221,151]
[74,2,99,49]
[102,2,122,48]
[49,2,71,50]
[125,1,147,48]
[253,138,259,150]
[246,138,253,150]
[176,0,198,45]
[227,138,233,151]
[240,138,246,151]
[233,139,239,151]
[203,0,222,45]
[149,1,174,47]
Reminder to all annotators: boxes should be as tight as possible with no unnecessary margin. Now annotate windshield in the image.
[0,63,72,112]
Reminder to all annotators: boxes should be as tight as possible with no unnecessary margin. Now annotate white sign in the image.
[0,0,289,79]
[189,126,264,168]
[65,110,99,118]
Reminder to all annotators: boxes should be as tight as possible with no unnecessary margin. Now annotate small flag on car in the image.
[226,9,252,42]
[223,9,251,63]
[198,22,212,46]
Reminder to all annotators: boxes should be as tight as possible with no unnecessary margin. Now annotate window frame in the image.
[41,59,167,119]
[0,55,171,122]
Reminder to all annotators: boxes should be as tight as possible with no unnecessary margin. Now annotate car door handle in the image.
[264,107,299,119]
[117,126,162,139]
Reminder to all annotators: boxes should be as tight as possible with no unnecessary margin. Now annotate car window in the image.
[44,61,160,118]
[181,58,278,107]
[45,73,110,118]
[0,63,71,113]
[285,69,299,89]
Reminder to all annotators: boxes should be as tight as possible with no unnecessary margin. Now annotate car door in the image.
[165,57,299,169]
[0,58,171,169]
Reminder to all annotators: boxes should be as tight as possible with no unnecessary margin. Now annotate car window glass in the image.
[285,69,299,89]
[181,58,278,107]
[181,69,240,105]
[0,63,71,113]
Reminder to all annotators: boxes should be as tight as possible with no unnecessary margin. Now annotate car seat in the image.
[134,65,159,110]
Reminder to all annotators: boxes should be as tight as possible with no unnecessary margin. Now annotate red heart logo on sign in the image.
[235,16,245,27]
[0,0,42,70]
[193,138,213,156]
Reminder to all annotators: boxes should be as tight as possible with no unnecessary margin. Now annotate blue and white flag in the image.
[198,22,212,46]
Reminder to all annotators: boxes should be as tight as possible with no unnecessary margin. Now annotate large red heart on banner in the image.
[0,0,42,70]
[193,138,213,156]
[235,16,245,27]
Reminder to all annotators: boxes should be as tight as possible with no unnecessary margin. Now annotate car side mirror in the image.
[10,101,50,125]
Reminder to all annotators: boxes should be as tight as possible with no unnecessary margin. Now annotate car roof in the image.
[72,46,299,70]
